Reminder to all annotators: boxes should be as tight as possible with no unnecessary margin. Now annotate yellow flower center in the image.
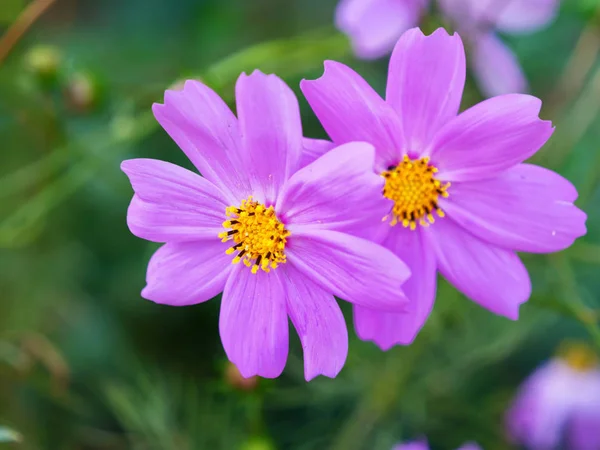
[557,341,598,372]
[218,196,290,274]
[381,155,451,230]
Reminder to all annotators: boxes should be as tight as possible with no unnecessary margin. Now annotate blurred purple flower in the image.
[393,440,481,450]
[507,347,600,450]
[301,28,586,351]
[335,0,559,96]
[121,71,410,381]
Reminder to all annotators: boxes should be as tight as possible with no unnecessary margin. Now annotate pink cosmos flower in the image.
[393,440,481,450]
[121,71,411,381]
[507,345,600,450]
[301,28,586,350]
[335,0,559,96]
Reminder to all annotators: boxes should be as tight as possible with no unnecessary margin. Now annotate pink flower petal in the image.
[287,229,410,311]
[471,33,528,97]
[353,227,436,349]
[335,0,427,59]
[392,441,429,450]
[152,80,250,204]
[278,142,391,238]
[121,159,228,242]
[235,71,303,204]
[219,265,289,378]
[299,138,336,169]
[441,164,587,253]
[282,265,348,381]
[427,218,531,319]
[301,60,404,171]
[142,240,231,306]
[430,94,554,182]
[492,0,559,34]
[386,28,466,153]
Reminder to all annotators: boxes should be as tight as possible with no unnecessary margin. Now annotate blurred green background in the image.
[1,0,600,448]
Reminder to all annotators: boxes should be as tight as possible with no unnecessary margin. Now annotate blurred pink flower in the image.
[121,71,411,381]
[335,0,559,96]
[393,440,481,450]
[301,28,586,350]
[507,348,600,450]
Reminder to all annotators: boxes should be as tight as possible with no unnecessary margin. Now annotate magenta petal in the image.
[569,407,600,450]
[441,164,587,253]
[219,266,289,378]
[282,265,348,381]
[301,60,404,170]
[152,80,250,203]
[471,33,528,97]
[121,159,228,242]
[287,228,410,311]
[354,227,436,349]
[335,0,426,60]
[430,94,554,182]
[428,218,531,319]
[392,441,429,450]
[279,142,390,238]
[142,240,231,306]
[299,138,336,169]
[235,71,303,204]
[387,28,466,153]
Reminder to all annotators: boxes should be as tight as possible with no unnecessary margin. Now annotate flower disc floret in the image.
[382,155,450,229]
[219,196,290,274]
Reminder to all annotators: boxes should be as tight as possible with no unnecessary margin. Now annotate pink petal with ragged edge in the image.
[286,228,410,311]
[121,159,228,242]
[235,71,303,205]
[386,28,466,154]
[335,0,427,60]
[281,264,348,381]
[427,218,530,319]
[301,60,404,171]
[353,227,436,349]
[441,164,587,253]
[152,80,250,204]
[429,94,554,182]
[299,138,335,169]
[219,265,289,379]
[142,240,231,306]
[471,32,528,97]
[278,142,391,239]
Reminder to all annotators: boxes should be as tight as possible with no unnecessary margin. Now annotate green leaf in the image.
[0,426,22,443]
[0,0,24,24]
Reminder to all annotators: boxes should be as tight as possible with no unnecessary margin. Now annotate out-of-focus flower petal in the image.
[429,94,554,182]
[142,240,231,306]
[287,229,410,311]
[220,265,289,378]
[353,227,436,349]
[491,0,560,34]
[456,444,482,450]
[278,142,390,238]
[507,360,600,449]
[121,159,228,242]
[471,33,528,97]
[235,70,303,204]
[301,60,404,171]
[392,440,430,450]
[386,28,466,153]
[427,218,530,319]
[441,164,587,253]
[152,80,250,203]
[282,265,348,381]
[336,0,427,59]
[299,138,336,168]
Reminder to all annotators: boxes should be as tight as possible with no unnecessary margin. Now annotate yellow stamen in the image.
[557,340,598,372]
[220,196,290,274]
[381,155,450,230]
